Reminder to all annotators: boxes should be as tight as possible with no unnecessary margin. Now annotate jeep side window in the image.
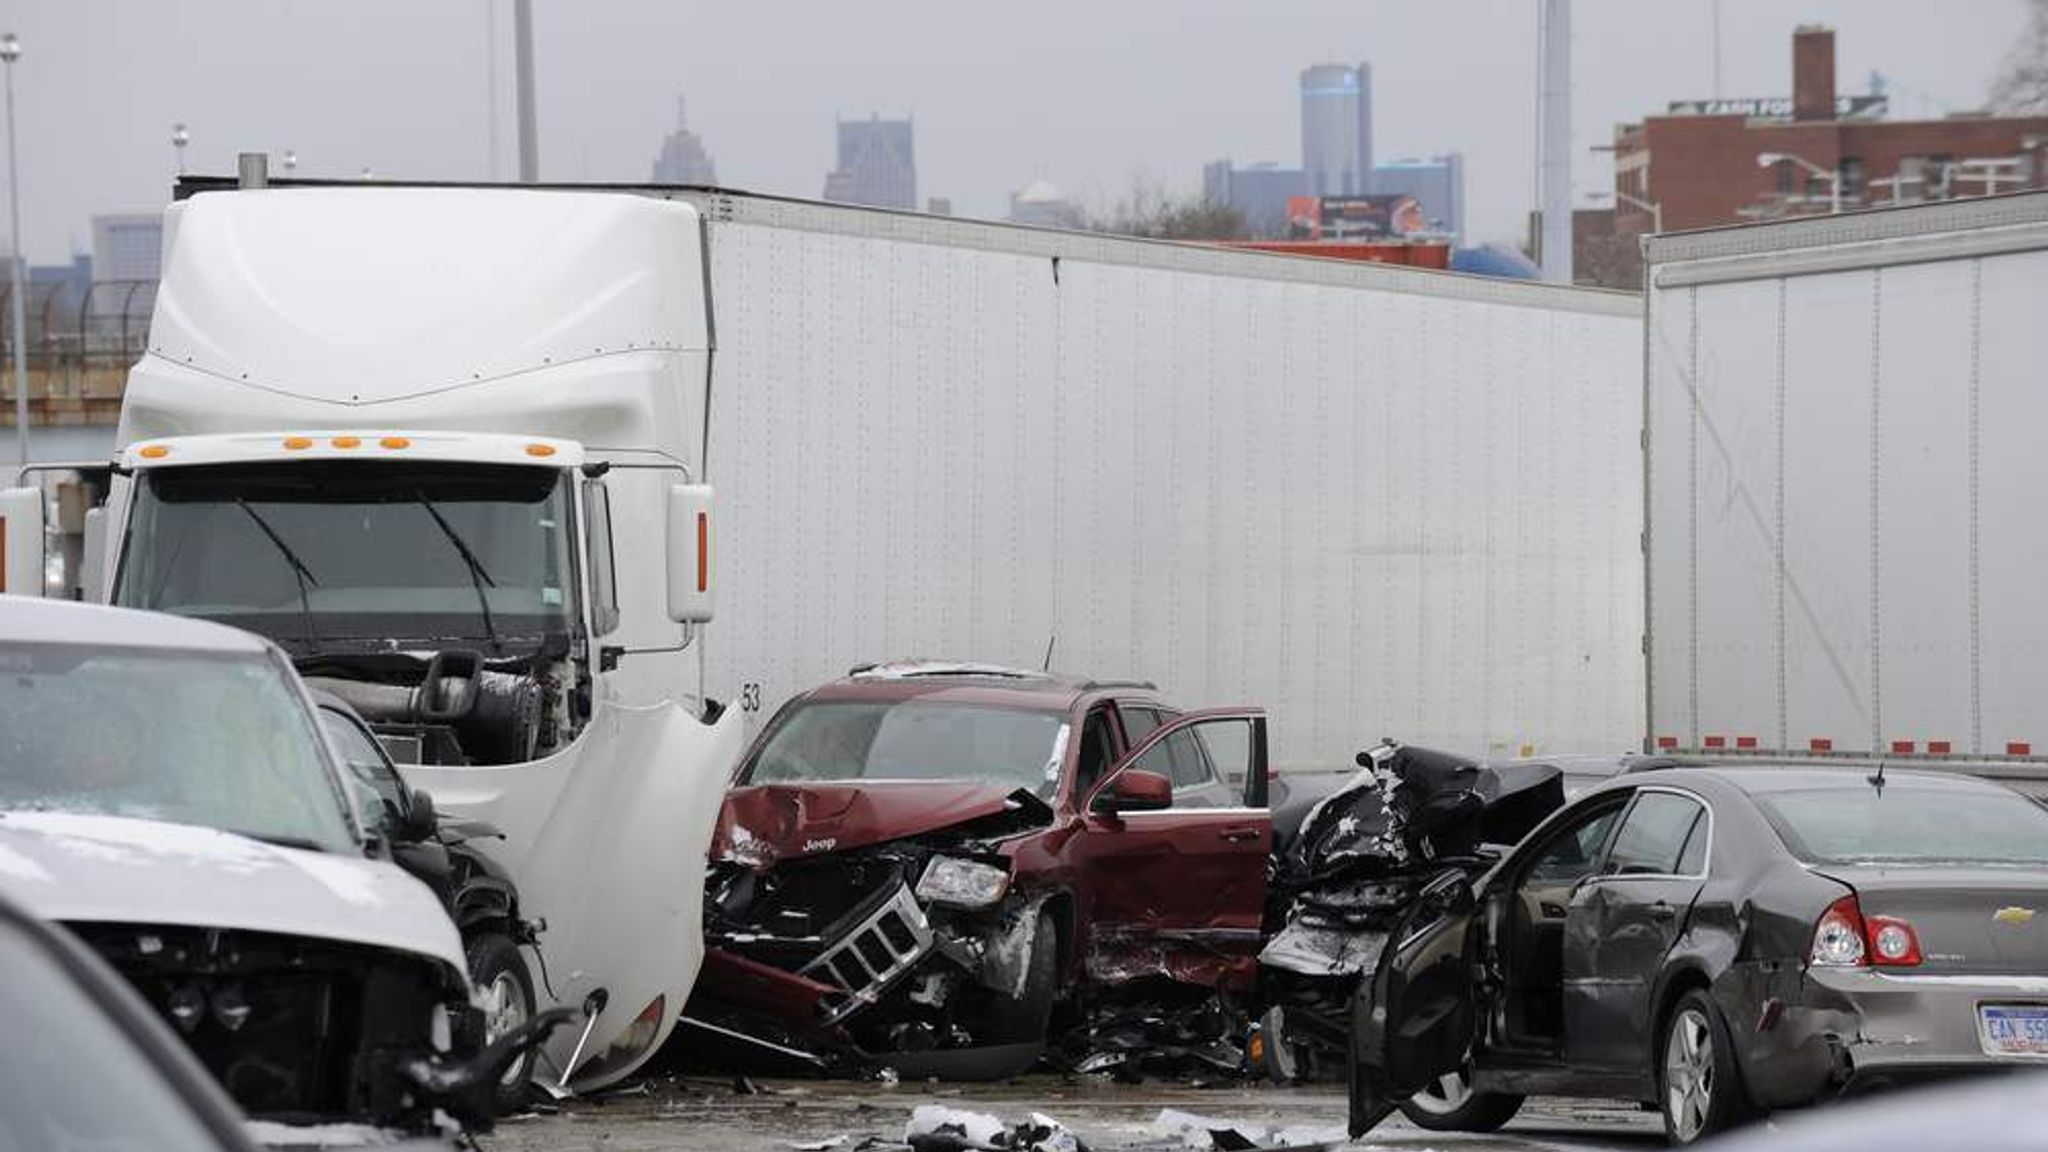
[1072,707,1118,800]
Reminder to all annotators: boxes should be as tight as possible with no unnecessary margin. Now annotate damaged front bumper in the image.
[687,850,1051,1077]
[70,921,563,1135]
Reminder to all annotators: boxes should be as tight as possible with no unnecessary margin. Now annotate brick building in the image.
[1611,25,2048,238]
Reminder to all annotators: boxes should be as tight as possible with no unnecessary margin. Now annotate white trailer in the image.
[4,177,1643,1089]
[1643,190,2048,789]
[695,193,1644,766]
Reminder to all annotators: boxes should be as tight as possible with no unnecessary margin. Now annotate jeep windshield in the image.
[0,644,356,853]
[113,461,577,656]
[740,700,1070,797]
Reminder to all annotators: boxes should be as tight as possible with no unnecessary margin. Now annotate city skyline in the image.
[0,0,2029,261]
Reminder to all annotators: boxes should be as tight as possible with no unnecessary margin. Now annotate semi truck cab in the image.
[3,184,740,1093]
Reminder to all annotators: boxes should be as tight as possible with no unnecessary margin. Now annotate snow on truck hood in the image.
[712,781,1043,868]
[0,812,466,974]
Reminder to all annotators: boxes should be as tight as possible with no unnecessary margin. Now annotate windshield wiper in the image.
[235,831,330,853]
[235,498,322,654]
[415,493,502,653]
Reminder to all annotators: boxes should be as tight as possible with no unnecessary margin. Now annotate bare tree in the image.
[1086,181,1246,241]
[1991,0,2048,114]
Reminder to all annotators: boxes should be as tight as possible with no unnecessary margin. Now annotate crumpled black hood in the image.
[1279,745,1565,883]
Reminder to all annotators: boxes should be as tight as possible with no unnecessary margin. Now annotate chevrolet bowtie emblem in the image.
[1994,907,2037,925]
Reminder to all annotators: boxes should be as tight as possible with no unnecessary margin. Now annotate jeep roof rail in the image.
[847,660,1051,681]
[1080,678,1160,692]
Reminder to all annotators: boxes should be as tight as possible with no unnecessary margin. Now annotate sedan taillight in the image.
[1809,894,1922,968]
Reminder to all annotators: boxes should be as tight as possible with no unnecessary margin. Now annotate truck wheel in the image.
[1396,1063,1524,1132]
[981,910,1057,1049]
[1660,989,1753,1144]
[468,933,537,1113]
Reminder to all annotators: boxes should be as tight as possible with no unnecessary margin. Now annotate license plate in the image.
[1978,1005,2048,1057]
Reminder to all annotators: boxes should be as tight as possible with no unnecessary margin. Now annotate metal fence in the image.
[0,278,155,404]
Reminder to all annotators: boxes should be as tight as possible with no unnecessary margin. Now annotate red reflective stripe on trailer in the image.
[1657,736,1679,750]
[1736,736,1758,750]
[1927,740,1952,755]
[2010,742,2033,757]
[1704,735,1726,749]
[1891,740,1916,754]
[1809,738,1834,752]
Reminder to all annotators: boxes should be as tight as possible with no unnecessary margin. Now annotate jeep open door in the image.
[1074,709,1270,989]
[1347,868,1483,1138]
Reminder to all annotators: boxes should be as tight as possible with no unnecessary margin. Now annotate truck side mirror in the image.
[0,487,44,597]
[666,483,714,623]
[402,787,439,843]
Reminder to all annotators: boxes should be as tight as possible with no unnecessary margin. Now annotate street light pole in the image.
[1,33,26,471]
[172,122,189,177]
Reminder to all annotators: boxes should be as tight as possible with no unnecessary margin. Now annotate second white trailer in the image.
[1643,190,2048,787]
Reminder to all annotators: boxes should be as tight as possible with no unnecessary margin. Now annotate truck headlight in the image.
[915,857,1010,909]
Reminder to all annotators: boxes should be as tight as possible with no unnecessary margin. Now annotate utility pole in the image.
[2,33,25,470]
[486,0,501,180]
[514,0,537,183]
[1539,0,1573,284]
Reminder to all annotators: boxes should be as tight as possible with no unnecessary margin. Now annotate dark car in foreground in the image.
[0,891,260,1152]
[316,694,543,1111]
[1349,764,2048,1144]
[684,662,1268,1078]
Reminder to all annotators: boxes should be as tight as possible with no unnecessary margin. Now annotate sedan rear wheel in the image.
[1661,989,1749,1144]
[1396,1062,1524,1133]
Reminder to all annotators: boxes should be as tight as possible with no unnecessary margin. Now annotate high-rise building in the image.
[650,97,718,185]
[822,115,916,210]
[1301,63,1372,197]
[1201,161,1306,238]
[1372,153,1465,238]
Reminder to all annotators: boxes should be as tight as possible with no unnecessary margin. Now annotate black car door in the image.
[1563,787,1711,1070]
[1347,868,1481,1138]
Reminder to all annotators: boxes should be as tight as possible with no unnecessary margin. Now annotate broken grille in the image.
[802,883,933,1025]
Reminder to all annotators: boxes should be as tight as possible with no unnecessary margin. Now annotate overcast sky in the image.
[1,0,2032,262]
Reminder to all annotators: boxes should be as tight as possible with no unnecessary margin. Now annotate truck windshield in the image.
[115,461,576,653]
[0,644,356,853]
[741,701,1069,796]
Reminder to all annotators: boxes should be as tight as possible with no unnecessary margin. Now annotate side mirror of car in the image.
[1092,768,1173,815]
[401,787,439,843]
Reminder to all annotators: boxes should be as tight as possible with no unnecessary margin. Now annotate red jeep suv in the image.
[683,662,1269,1078]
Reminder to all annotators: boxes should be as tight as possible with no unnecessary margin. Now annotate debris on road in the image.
[902,1104,1090,1152]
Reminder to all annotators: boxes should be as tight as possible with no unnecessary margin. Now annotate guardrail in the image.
[0,278,153,424]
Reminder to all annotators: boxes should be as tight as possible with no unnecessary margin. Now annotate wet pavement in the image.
[479,1076,1667,1152]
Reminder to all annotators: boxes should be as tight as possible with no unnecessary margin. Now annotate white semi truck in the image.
[1642,189,2048,792]
[3,172,1644,1088]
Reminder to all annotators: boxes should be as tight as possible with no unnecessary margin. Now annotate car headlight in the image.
[916,856,1010,909]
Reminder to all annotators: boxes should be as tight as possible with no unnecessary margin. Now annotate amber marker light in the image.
[282,436,313,450]
[379,436,411,450]
[525,443,557,457]
[331,436,361,449]
[138,445,170,459]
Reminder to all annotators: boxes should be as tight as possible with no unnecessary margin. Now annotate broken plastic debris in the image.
[907,1105,1006,1147]
[788,1138,850,1152]
[900,1106,1089,1152]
